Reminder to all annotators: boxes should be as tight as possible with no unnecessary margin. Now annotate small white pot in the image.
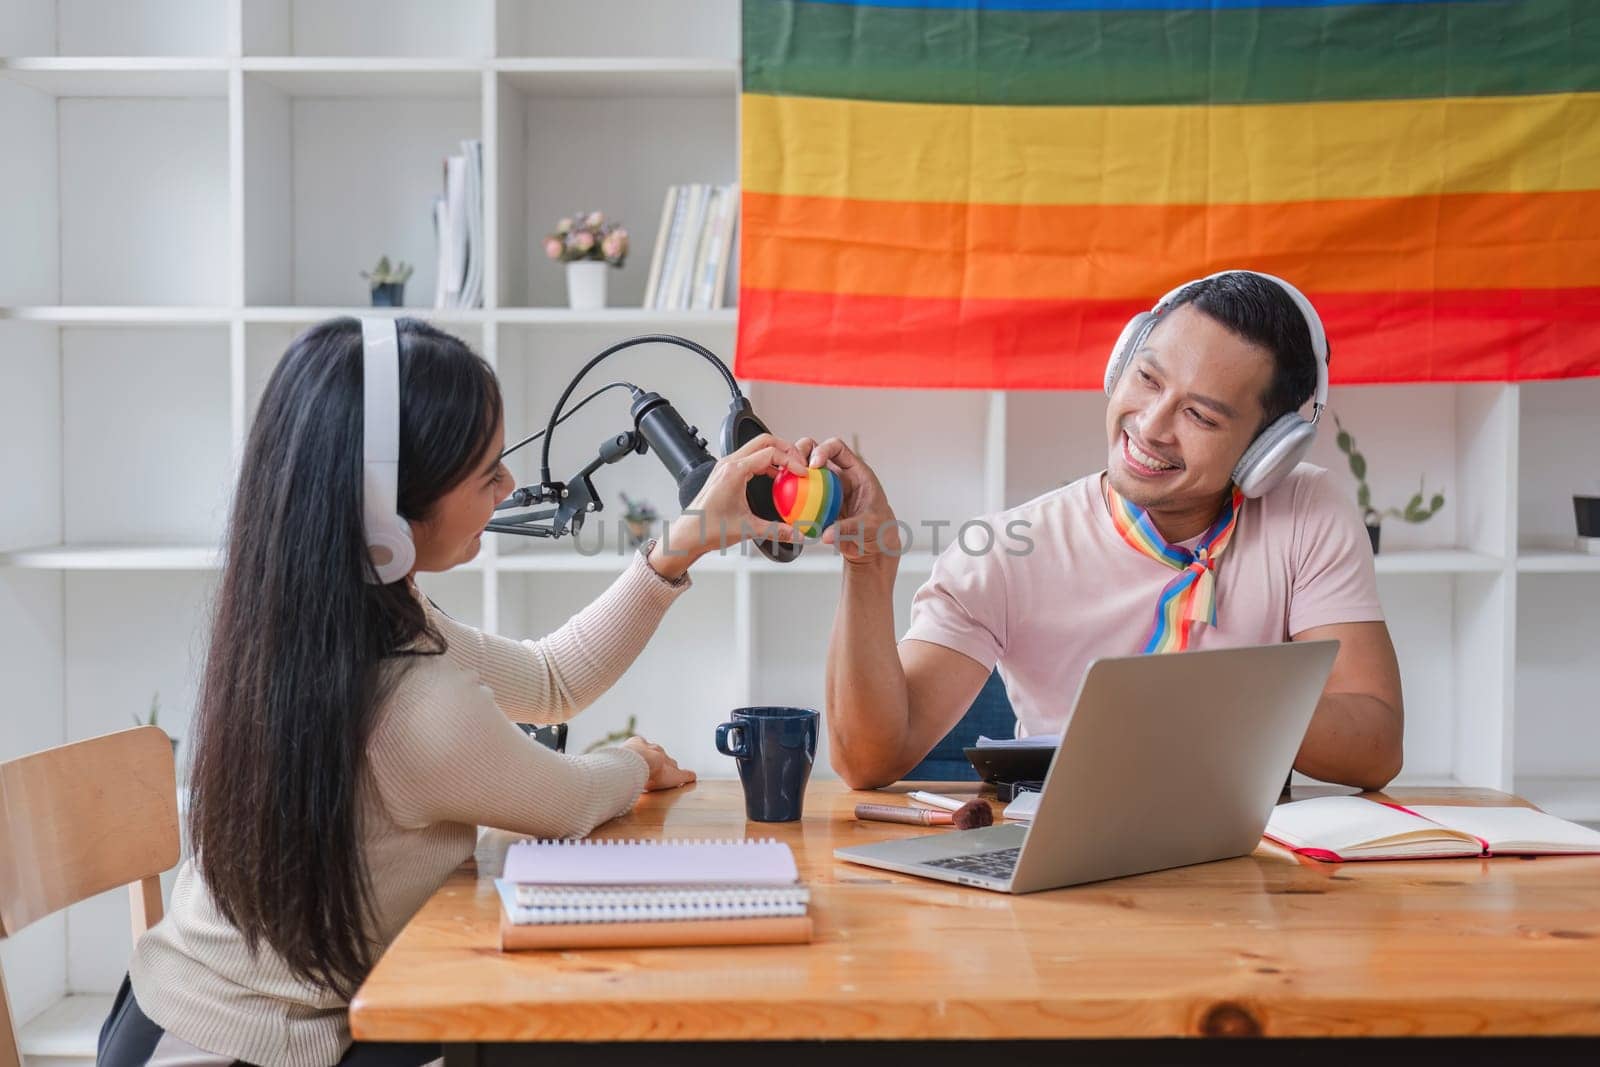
[565,260,608,310]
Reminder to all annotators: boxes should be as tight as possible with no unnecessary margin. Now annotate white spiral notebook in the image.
[503,837,800,887]
[494,880,811,925]
[496,838,812,947]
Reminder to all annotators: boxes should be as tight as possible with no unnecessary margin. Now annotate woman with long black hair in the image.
[96,318,807,1067]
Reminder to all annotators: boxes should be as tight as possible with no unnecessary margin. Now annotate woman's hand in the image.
[621,735,697,791]
[792,436,902,565]
[646,433,809,580]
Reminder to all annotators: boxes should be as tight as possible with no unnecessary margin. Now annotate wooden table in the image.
[350,781,1600,1066]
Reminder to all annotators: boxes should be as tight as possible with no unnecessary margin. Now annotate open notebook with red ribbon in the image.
[1265,797,1600,862]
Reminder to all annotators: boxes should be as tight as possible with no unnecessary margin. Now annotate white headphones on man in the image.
[361,318,416,584]
[1103,270,1330,499]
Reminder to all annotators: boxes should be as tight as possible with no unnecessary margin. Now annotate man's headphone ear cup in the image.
[1232,413,1316,499]
[1105,312,1156,396]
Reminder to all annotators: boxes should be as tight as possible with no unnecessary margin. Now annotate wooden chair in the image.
[0,727,179,1067]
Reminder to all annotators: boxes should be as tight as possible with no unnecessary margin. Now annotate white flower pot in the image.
[565,260,608,310]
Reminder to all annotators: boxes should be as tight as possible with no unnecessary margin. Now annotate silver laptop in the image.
[835,640,1339,893]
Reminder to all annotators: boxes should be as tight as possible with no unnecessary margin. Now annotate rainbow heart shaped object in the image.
[772,467,843,538]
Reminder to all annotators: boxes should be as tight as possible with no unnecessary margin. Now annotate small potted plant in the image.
[132,692,180,758]
[544,211,628,310]
[361,256,413,307]
[1333,414,1445,553]
[619,492,658,548]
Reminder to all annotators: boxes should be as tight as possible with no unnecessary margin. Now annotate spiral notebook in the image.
[497,838,812,950]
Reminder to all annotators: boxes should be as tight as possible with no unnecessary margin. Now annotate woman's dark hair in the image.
[1167,272,1322,428]
[188,317,501,997]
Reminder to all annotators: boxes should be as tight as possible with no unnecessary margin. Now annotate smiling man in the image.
[804,271,1404,792]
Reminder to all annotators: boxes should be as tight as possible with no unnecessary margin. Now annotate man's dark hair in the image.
[1164,272,1321,428]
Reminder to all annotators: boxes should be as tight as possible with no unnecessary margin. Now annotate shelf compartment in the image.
[494,1,740,62]
[242,71,482,308]
[61,327,235,546]
[0,79,228,307]
[495,73,736,309]
[1514,572,1600,813]
[4,1,228,57]
[242,0,494,59]
[1518,377,1600,556]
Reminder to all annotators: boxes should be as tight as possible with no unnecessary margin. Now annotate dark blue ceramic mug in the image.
[714,706,818,822]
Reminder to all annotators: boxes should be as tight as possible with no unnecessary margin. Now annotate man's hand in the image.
[793,436,901,563]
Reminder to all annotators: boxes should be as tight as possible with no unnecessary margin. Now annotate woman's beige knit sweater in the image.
[130,551,688,1066]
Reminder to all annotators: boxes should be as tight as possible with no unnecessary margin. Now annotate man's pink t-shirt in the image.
[902,463,1384,739]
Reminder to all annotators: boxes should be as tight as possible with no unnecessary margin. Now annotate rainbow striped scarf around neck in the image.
[1106,481,1245,654]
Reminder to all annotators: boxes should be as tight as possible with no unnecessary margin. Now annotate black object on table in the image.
[516,723,568,752]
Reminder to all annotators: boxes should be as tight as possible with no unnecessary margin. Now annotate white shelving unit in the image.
[2,0,1598,1035]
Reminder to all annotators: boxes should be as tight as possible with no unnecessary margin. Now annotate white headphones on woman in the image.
[1103,270,1330,499]
[361,318,416,584]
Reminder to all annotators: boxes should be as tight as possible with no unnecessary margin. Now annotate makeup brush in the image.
[854,800,994,830]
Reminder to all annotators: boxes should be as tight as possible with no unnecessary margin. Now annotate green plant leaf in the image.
[1357,484,1371,509]
[1349,453,1366,481]
[1336,429,1352,453]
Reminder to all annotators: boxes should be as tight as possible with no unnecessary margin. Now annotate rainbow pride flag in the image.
[737,0,1600,389]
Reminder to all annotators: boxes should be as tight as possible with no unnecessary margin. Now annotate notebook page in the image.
[1265,796,1480,858]
[504,839,800,886]
[1405,806,1600,855]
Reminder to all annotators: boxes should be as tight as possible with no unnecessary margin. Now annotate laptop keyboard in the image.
[924,847,1021,880]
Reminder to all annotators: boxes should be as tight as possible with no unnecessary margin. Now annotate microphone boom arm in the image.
[488,430,647,539]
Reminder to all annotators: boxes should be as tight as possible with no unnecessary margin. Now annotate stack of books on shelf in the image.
[433,139,484,310]
[495,836,812,950]
[642,183,739,311]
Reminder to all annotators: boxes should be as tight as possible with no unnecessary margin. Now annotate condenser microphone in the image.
[629,389,717,508]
